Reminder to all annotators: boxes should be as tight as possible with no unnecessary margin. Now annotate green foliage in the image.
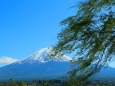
[54,0,115,85]
[0,80,64,86]
[8,79,27,86]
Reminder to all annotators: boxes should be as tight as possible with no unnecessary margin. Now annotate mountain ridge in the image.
[0,47,115,81]
[17,47,72,64]
[0,47,72,81]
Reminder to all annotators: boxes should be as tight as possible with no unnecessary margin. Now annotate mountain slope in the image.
[0,48,72,81]
[0,48,115,81]
[94,66,115,81]
[0,61,71,80]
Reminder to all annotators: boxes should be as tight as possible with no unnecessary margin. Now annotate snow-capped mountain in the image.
[22,47,72,63]
[0,47,115,81]
[0,48,72,81]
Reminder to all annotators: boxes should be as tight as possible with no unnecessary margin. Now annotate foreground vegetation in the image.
[0,79,115,86]
[0,79,64,86]
[53,0,115,85]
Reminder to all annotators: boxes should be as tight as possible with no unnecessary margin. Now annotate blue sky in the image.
[0,0,114,67]
[0,0,77,60]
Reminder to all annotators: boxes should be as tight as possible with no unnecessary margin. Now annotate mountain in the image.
[0,48,72,81]
[0,47,115,81]
[93,66,115,81]
[22,47,72,63]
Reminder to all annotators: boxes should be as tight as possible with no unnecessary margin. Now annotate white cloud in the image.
[0,56,18,65]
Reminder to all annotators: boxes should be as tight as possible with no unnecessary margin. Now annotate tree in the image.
[53,0,115,85]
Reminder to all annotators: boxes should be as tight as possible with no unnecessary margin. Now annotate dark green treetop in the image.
[53,0,115,85]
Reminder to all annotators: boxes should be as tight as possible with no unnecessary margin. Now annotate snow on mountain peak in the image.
[23,47,72,63]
